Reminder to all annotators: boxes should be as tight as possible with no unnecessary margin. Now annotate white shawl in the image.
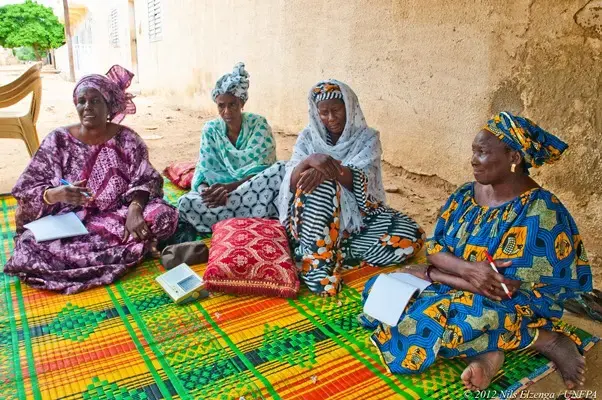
[277,80,385,233]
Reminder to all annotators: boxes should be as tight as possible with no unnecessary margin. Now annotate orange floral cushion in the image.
[203,218,299,298]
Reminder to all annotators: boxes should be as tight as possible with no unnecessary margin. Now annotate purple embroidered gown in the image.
[4,126,178,294]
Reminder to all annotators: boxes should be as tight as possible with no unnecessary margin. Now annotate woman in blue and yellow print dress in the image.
[359,112,593,391]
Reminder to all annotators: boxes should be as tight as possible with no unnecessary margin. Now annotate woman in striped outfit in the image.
[277,80,425,296]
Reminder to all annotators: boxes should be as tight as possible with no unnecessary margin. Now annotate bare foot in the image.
[461,351,504,390]
[149,239,160,259]
[533,329,586,389]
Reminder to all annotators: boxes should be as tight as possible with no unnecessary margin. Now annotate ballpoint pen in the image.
[59,179,91,198]
[484,251,512,299]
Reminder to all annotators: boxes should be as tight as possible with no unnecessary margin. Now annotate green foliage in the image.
[14,46,46,61]
[0,0,64,60]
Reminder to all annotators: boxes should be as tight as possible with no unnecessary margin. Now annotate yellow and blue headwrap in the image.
[484,112,568,173]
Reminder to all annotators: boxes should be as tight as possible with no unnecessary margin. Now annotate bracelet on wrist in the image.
[130,201,143,210]
[425,265,434,283]
[43,189,55,205]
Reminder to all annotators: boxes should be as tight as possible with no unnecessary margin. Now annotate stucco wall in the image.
[55,0,133,79]
[135,0,601,258]
[0,48,19,65]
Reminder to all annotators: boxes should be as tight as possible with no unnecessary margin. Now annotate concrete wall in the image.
[54,0,133,79]
[0,47,19,65]
[133,0,602,256]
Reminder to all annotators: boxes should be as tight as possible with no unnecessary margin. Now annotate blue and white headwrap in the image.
[211,62,250,103]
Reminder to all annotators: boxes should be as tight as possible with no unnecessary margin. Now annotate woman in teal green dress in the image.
[178,63,285,233]
[359,112,593,391]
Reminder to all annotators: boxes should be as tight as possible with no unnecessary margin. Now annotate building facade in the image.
[53,0,602,260]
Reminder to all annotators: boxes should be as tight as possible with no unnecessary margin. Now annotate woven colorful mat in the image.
[0,180,598,399]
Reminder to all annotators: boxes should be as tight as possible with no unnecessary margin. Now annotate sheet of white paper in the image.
[387,272,431,293]
[24,212,89,242]
[363,274,422,326]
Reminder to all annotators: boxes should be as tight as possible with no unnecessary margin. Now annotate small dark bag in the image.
[160,241,209,270]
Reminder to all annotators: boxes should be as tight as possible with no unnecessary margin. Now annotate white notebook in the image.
[363,272,431,326]
[24,212,89,242]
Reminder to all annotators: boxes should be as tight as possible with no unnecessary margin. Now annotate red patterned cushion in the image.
[204,218,300,298]
[163,161,196,189]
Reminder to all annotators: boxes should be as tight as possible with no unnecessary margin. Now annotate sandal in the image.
[582,293,602,314]
[577,296,602,322]
[564,297,602,322]
[565,298,587,316]
[590,289,602,306]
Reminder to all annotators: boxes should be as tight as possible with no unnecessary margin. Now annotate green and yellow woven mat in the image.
[0,180,597,399]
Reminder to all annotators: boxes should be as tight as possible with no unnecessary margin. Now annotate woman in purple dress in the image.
[4,65,178,294]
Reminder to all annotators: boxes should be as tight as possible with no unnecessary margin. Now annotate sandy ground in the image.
[1,67,600,395]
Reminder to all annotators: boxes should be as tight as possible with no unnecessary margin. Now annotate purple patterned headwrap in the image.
[73,65,136,123]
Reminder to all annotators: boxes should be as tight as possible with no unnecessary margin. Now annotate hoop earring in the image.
[511,163,516,173]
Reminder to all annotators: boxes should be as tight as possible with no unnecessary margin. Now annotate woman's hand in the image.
[394,264,429,280]
[466,260,521,301]
[122,203,151,243]
[297,168,326,193]
[306,154,343,180]
[222,179,250,194]
[485,278,521,300]
[45,179,92,206]
[202,184,228,208]
[197,183,209,194]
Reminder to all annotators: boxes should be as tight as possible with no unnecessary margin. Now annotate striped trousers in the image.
[287,174,425,295]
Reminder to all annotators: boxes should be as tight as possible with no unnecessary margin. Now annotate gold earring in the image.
[511,164,516,173]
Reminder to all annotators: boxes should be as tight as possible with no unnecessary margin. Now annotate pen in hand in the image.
[484,251,512,299]
[59,179,91,198]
